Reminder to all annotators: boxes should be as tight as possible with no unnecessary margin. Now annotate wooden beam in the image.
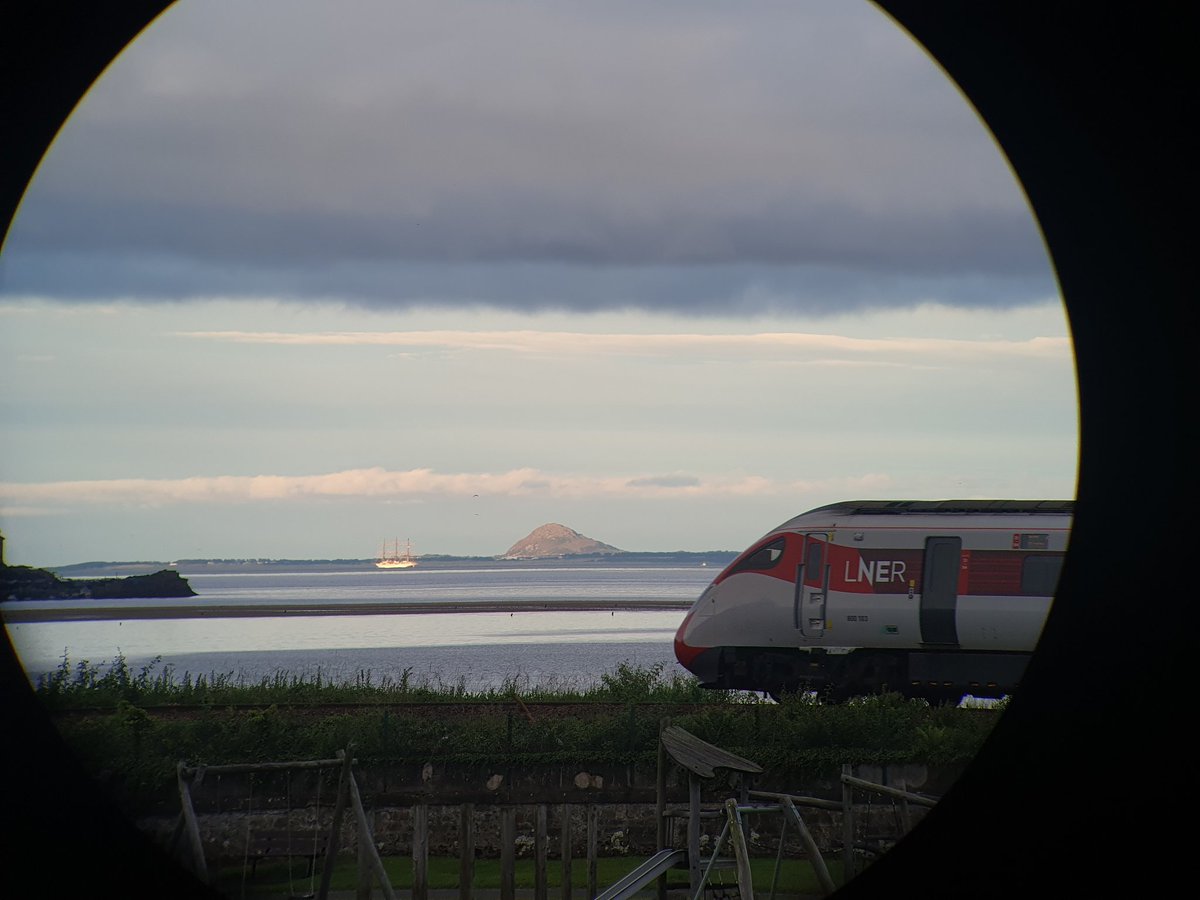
[347,771,397,900]
[181,758,350,777]
[780,796,835,897]
[747,790,842,812]
[724,799,754,900]
[839,773,938,808]
[175,762,208,883]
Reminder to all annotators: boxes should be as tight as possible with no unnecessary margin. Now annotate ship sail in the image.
[376,538,416,569]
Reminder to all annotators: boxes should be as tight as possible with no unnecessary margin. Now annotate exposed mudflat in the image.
[0,597,690,623]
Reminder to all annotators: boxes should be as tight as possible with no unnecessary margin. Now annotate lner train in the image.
[674,500,1072,703]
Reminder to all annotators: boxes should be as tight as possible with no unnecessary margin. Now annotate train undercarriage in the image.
[703,646,1031,704]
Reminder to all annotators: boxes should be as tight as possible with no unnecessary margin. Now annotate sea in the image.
[2,561,720,692]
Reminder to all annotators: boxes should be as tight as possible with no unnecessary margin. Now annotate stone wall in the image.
[143,759,950,866]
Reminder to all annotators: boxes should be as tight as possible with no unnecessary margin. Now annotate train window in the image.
[728,537,786,574]
[805,540,823,573]
[1021,554,1064,595]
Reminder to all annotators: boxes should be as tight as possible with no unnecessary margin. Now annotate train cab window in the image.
[1021,554,1064,595]
[728,537,786,575]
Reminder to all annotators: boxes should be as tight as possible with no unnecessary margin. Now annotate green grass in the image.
[32,654,725,709]
[213,854,846,898]
[32,655,1001,812]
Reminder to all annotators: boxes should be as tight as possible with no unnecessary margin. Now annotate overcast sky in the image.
[0,0,1077,566]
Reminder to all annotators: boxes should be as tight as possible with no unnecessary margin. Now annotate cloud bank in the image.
[179,328,1070,363]
[1,0,1055,314]
[1,466,893,511]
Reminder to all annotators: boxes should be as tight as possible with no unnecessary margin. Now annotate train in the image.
[673,499,1072,703]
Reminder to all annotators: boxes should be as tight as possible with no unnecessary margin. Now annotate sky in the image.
[0,0,1078,567]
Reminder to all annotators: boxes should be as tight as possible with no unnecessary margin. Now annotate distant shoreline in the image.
[0,597,692,623]
[46,552,738,578]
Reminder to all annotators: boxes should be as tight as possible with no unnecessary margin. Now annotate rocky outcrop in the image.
[0,565,196,601]
[501,524,622,559]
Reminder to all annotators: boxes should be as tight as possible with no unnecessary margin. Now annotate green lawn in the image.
[213,854,846,898]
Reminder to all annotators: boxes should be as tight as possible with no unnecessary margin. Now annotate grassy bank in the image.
[32,653,716,708]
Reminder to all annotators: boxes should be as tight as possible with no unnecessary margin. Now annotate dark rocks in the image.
[0,564,196,601]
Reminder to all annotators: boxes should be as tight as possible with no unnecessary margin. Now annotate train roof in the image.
[805,499,1074,516]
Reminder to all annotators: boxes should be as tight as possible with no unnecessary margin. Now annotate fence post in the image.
[688,773,701,896]
[656,719,668,900]
[587,804,598,900]
[413,804,429,900]
[841,764,855,885]
[535,804,548,900]
[460,803,476,900]
[500,806,516,900]
[560,803,573,900]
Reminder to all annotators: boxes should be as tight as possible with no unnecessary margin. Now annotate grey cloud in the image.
[0,251,1052,316]
[2,0,1055,312]
[626,476,702,489]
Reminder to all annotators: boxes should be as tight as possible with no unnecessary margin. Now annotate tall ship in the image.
[376,538,417,569]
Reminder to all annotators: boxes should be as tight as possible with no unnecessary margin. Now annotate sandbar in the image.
[0,598,691,623]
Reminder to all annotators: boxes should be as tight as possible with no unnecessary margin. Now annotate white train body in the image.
[674,500,1072,701]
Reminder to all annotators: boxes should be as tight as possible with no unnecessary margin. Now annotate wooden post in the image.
[560,803,572,900]
[348,770,397,900]
[500,806,516,900]
[460,803,476,900]
[357,829,373,900]
[535,804,548,900]
[318,747,355,900]
[841,764,855,885]
[586,804,598,900]
[781,796,836,897]
[175,762,209,883]
[687,773,701,896]
[896,776,913,834]
[768,811,787,900]
[413,804,429,900]
[166,811,186,860]
[724,799,754,900]
[656,719,668,900]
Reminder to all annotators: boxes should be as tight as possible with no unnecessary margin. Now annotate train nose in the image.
[674,614,719,684]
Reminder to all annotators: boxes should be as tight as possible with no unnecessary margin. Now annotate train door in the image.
[920,536,961,646]
[794,533,830,638]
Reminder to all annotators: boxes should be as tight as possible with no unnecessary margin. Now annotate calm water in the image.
[3,563,714,690]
